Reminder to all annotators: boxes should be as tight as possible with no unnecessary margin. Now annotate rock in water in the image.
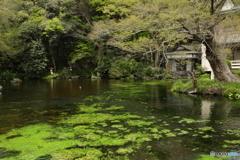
[11,78,22,83]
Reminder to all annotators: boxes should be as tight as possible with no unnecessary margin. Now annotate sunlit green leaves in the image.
[70,40,96,63]
[43,17,65,35]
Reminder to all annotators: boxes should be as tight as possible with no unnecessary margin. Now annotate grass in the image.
[171,74,240,100]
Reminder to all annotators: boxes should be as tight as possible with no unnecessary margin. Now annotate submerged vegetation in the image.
[0,80,240,159]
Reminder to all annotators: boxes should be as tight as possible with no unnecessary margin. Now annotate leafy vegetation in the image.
[1,0,240,81]
[172,74,240,99]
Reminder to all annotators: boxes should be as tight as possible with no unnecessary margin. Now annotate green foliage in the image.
[23,40,48,78]
[195,63,205,75]
[94,56,112,77]
[109,58,140,79]
[226,59,232,70]
[233,70,240,77]
[222,83,240,100]
[142,67,156,77]
[196,155,219,160]
[70,40,96,64]
[172,75,240,99]
[1,70,16,80]
[43,17,65,36]
[171,79,194,92]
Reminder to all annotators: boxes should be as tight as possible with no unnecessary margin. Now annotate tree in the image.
[0,0,27,72]
[88,0,186,69]
[23,40,48,78]
[188,0,240,82]
[89,0,240,82]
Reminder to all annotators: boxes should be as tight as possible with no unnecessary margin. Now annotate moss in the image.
[150,128,159,133]
[78,103,105,113]
[74,125,96,134]
[202,135,212,138]
[50,148,102,160]
[60,113,140,125]
[126,120,153,127]
[124,132,149,142]
[83,96,104,101]
[177,130,189,135]
[89,137,128,146]
[82,133,101,141]
[106,105,125,110]
[172,116,181,119]
[165,132,177,137]
[225,129,240,137]
[197,126,215,132]
[195,154,223,160]
[0,124,78,160]
[159,129,171,134]
[116,147,134,155]
[152,134,162,139]
[178,118,209,124]
[224,140,240,144]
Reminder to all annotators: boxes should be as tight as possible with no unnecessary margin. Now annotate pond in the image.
[0,79,240,160]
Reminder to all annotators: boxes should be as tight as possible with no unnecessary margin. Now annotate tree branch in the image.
[213,0,227,13]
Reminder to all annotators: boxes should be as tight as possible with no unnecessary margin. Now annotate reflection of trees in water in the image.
[148,85,168,109]
[148,88,234,123]
[210,100,232,121]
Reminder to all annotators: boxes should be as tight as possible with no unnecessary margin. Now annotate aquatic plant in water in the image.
[116,147,134,155]
[1,80,239,160]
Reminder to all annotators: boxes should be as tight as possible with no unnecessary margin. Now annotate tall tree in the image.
[88,0,186,68]
[89,0,240,82]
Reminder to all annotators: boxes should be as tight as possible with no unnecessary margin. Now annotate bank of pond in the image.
[172,74,240,100]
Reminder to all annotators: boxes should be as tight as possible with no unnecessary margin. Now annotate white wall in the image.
[201,44,214,79]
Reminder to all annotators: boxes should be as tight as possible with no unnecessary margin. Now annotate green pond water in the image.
[0,79,240,160]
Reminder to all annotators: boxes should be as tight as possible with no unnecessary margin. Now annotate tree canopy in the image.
[0,0,240,81]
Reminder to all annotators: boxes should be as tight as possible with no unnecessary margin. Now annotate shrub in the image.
[1,70,16,80]
[226,59,232,70]
[171,79,194,92]
[233,70,240,77]
[23,41,48,78]
[109,58,140,79]
[195,63,205,75]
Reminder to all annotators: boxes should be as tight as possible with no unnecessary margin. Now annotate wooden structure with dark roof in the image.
[166,45,201,79]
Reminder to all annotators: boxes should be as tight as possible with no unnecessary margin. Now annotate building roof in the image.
[166,45,201,59]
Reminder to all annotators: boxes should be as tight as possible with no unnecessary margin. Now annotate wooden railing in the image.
[231,60,240,69]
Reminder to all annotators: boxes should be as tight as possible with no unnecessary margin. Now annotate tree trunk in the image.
[204,40,239,83]
[49,46,56,72]
[155,51,160,68]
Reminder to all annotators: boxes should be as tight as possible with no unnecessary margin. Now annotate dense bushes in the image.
[108,58,140,79]
[107,58,160,79]
[23,41,48,78]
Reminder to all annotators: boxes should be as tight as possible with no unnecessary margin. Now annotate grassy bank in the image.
[171,74,240,100]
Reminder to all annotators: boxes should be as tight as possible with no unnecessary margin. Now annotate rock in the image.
[187,88,197,94]
[91,76,101,79]
[11,78,22,83]
[0,85,2,91]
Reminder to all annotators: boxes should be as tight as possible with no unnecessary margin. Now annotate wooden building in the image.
[166,45,201,79]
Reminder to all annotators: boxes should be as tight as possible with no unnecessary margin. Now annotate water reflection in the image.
[146,83,236,125]
[201,100,213,121]
[0,79,239,133]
